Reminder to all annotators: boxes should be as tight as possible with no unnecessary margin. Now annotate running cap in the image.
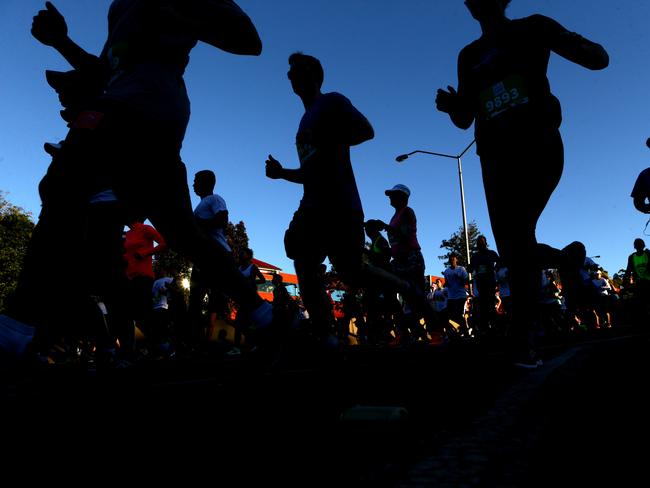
[385,184,411,197]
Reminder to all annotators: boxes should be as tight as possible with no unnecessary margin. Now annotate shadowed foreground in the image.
[2,324,648,487]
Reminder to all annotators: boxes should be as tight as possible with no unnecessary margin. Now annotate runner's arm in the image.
[540,15,609,70]
[631,170,650,213]
[196,209,228,234]
[265,155,305,184]
[624,254,635,282]
[253,266,266,285]
[339,97,374,146]
[165,0,262,55]
[633,195,650,213]
[436,50,474,130]
[31,2,102,73]
[347,115,374,146]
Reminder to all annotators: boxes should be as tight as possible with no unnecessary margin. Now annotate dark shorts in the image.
[284,207,365,274]
[391,250,425,294]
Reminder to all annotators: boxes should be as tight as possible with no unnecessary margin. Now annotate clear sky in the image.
[1,0,649,277]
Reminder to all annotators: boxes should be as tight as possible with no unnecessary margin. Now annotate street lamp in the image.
[395,140,476,268]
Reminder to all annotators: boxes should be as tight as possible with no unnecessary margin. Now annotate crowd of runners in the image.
[1,0,649,371]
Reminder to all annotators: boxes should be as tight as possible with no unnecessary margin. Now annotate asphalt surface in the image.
[2,324,648,487]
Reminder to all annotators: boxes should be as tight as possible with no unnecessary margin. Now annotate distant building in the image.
[253,258,300,301]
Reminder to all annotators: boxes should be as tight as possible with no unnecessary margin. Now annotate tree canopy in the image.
[0,192,34,312]
[438,220,483,269]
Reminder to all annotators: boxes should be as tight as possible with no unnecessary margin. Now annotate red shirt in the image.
[123,223,167,279]
[388,206,421,258]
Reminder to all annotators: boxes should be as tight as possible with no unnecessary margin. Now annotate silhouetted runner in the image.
[436,0,608,367]
[187,169,233,350]
[624,238,650,322]
[379,184,444,344]
[0,1,271,360]
[266,53,409,346]
[468,235,499,336]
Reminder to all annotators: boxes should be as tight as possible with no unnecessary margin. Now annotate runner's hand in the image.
[31,2,68,47]
[265,154,282,179]
[435,86,460,114]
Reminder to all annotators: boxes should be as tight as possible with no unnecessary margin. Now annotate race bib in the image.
[479,74,529,120]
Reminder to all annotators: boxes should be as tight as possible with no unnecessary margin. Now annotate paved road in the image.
[398,332,650,487]
[2,325,648,486]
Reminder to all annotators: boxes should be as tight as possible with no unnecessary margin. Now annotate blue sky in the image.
[1,0,649,277]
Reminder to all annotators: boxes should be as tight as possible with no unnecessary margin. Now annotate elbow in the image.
[588,46,609,70]
[230,36,262,56]
[363,122,376,142]
[245,36,263,56]
[450,110,474,130]
[598,51,610,69]
[365,125,375,142]
[219,19,263,55]
[238,20,263,56]
[591,56,609,71]
[349,125,374,146]
[452,117,474,131]
[633,196,648,213]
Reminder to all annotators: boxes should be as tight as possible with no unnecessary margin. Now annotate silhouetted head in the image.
[449,253,459,267]
[562,241,587,268]
[477,235,488,251]
[385,184,411,209]
[272,273,284,286]
[193,170,216,197]
[288,52,324,99]
[239,247,253,263]
[634,238,646,252]
[464,0,511,22]
[646,137,650,149]
[364,219,383,237]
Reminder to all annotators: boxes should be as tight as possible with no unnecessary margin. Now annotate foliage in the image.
[0,192,254,313]
[227,221,250,264]
[153,248,191,277]
[0,192,34,312]
[438,220,483,269]
[611,268,628,292]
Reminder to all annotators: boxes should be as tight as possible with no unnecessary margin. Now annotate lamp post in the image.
[395,140,475,268]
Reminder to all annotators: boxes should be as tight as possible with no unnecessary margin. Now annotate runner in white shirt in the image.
[442,254,469,336]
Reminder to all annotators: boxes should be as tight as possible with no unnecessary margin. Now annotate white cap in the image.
[385,184,411,197]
